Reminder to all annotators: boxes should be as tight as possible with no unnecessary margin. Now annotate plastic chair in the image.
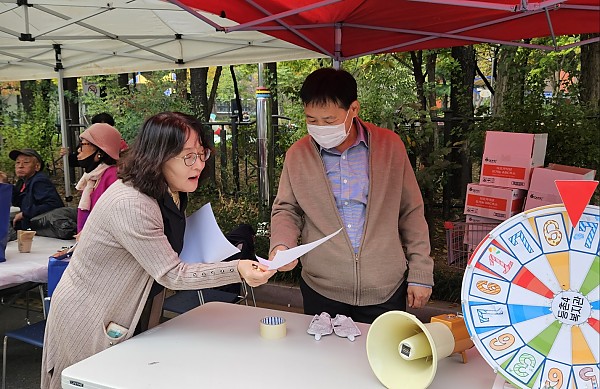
[162,224,259,318]
[2,297,50,389]
[162,281,256,317]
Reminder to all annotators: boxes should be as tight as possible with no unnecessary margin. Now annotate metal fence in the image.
[444,221,500,270]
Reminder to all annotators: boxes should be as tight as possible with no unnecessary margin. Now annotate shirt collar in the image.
[354,119,368,148]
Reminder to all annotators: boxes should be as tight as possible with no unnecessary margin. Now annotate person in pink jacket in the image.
[75,123,122,233]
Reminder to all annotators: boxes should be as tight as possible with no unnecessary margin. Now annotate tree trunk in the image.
[449,45,476,206]
[118,73,129,91]
[492,45,525,116]
[208,66,222,114]
[580,33,600,113]
[426,51,438,115]
[410,51,427,111]
[19,80,35,113]
[175,69,188,100]
[189,68,209,123]
[190,67,215,184]
[266,63,279,119]
[410,50,437,224]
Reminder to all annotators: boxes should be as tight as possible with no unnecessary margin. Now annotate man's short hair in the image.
[91,112,115,126]
[300,68,357,109]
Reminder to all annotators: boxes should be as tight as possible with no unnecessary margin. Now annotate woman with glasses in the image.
[41,112,276,389]
[75,123,122,233]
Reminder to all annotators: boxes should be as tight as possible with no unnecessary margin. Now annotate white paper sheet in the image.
[179,203,240,263]
[257,228,343,270]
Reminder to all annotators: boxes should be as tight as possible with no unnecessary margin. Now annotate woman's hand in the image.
[237,260,276,287]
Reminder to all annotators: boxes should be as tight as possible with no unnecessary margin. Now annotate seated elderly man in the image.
[10,148,64,230]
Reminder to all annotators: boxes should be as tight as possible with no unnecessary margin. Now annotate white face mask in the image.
[306,110,351,149]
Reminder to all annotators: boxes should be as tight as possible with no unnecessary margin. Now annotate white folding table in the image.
[62,302,497,389]
[1,236,74,290]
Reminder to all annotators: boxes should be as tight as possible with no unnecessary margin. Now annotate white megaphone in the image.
[366,311,474,389]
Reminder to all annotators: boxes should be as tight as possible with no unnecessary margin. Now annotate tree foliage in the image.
[0,81,58,179]
[80,72,191,143]
[480,38,599,183]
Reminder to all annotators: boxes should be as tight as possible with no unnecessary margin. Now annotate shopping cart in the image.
[444,221,500,270]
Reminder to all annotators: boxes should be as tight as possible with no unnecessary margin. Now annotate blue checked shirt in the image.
[320,120,369,253]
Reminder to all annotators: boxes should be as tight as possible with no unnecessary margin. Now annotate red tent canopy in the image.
[174,0,600,61]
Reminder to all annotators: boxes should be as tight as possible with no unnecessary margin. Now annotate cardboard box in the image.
[463,215,500,246]
[464,183,526,221]
[524,163,596,211]
[479,131,547,190]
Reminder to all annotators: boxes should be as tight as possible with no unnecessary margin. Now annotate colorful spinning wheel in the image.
[461,203,599,389]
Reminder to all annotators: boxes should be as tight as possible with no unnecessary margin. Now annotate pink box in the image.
[464,183,526,221]
[524,163,596,211]
[479,131,547,190]
[463,215,500,246]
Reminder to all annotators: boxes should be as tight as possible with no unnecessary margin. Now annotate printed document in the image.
[257,228,343,270]
[179,203,240,263]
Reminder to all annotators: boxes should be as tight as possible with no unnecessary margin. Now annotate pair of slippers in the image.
[307,312,361,341]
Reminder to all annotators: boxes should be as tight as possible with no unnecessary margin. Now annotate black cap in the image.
[9,148,45,170]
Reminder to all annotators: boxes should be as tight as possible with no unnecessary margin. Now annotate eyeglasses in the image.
[174,149,211,166]
[78,141,93,149]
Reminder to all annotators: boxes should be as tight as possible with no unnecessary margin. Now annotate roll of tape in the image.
[260,316,287,339]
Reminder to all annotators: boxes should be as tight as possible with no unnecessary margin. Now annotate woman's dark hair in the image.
[299,67,357,109]
[118,112,208,199]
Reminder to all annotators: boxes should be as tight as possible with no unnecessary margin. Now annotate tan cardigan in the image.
[270,120,434,306]
[41,180,242,389]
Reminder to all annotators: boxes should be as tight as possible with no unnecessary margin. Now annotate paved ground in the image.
[1,284,460,389]
[1,293,45,389]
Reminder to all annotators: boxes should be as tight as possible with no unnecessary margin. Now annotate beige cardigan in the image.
[41,180,242,389]
[270,120,434,306]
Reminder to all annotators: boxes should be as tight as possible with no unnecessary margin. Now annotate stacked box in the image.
[524,163,596,211]
[458,131,594,265]
[479,131,547,190]
[464,183,527,221]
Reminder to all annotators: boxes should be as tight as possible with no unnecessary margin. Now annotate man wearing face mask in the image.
[269,68,434,324]
[75,123,122,234]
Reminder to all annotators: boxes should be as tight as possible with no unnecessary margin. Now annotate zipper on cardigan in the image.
[354,252,359,305]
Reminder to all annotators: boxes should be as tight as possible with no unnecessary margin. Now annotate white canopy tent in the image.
[0,0,321,80]
[0,0,321,195]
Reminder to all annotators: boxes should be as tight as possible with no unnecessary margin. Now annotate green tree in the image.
[0,81,59,178]
[481,38,599,186]
[80,72,191,143]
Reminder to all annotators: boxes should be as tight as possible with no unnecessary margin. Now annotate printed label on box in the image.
[466,194,507,211]
[482,164,527,181]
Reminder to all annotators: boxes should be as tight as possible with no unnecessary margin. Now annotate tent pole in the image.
[54,45,72,201]
[544,8,558,49]
[333,23,342,69]
[256,64,272,221]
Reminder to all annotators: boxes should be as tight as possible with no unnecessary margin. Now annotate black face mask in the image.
[78,152,100,173]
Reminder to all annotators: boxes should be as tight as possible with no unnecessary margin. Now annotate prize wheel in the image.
[461,204,599,389]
